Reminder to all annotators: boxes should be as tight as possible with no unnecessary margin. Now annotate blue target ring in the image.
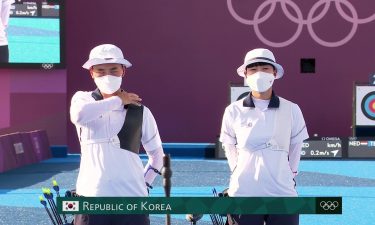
[361,91,375,120]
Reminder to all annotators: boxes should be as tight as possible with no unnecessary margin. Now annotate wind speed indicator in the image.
[301,137,343,158]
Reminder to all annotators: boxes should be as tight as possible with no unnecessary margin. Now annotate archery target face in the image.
[356,86,375,125]
[361,91,375,120]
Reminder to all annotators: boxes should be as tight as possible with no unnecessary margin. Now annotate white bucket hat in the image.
[82,44,132,69]
[237,48,284,79]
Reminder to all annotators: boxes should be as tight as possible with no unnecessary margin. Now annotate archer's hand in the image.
[117,90,142,106]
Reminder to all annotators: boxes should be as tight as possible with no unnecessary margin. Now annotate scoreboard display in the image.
[301,137,343,159]
[2,0,64,67]
[348,137,375,158]
[10,1,59,18]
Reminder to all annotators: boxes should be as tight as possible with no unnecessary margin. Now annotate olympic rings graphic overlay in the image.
[361,91,375,120]
[319,201,340,210]
[42,63,54,70]
[227,0,375,47]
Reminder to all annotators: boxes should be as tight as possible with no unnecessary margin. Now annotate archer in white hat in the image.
[70,44,165,225]
[220,48,309,225]
[82,44,132,69]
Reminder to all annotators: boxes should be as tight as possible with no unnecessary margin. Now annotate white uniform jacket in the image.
[220,92,309,197]
[70,90,163,197]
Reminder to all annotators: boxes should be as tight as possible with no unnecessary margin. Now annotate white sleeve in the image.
[141,107,164,186]
[289,104,308,178]
[141,107,162,151]
[219,107,237,145]
[143,147,164,186]
[222,143,238,172]
[70,91,123,126]
[1,0,13,28]
[289,142,303,177]
[290,104,309,145]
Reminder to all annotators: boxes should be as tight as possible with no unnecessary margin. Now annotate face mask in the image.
[94,75,122,94]
[246,71,275,92]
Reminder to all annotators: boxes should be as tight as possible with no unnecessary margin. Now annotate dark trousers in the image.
[74,214,150,225]
[0,45,9,63]
[230,214,299,225]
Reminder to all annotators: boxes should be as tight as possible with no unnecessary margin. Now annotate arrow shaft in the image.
[44,205,57,225]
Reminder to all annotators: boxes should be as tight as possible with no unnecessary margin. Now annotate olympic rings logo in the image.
[319,201,339,210]
[227,0,375,47]
[42,63,54,70]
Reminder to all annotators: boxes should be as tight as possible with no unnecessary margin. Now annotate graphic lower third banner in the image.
[57,197,342,215]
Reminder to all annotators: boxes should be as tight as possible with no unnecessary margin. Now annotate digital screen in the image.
[348,137,375,158]
[301,137,343,158]
[0,0,64,68]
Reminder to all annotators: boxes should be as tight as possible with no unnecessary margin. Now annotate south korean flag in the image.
[62,201,79,212]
